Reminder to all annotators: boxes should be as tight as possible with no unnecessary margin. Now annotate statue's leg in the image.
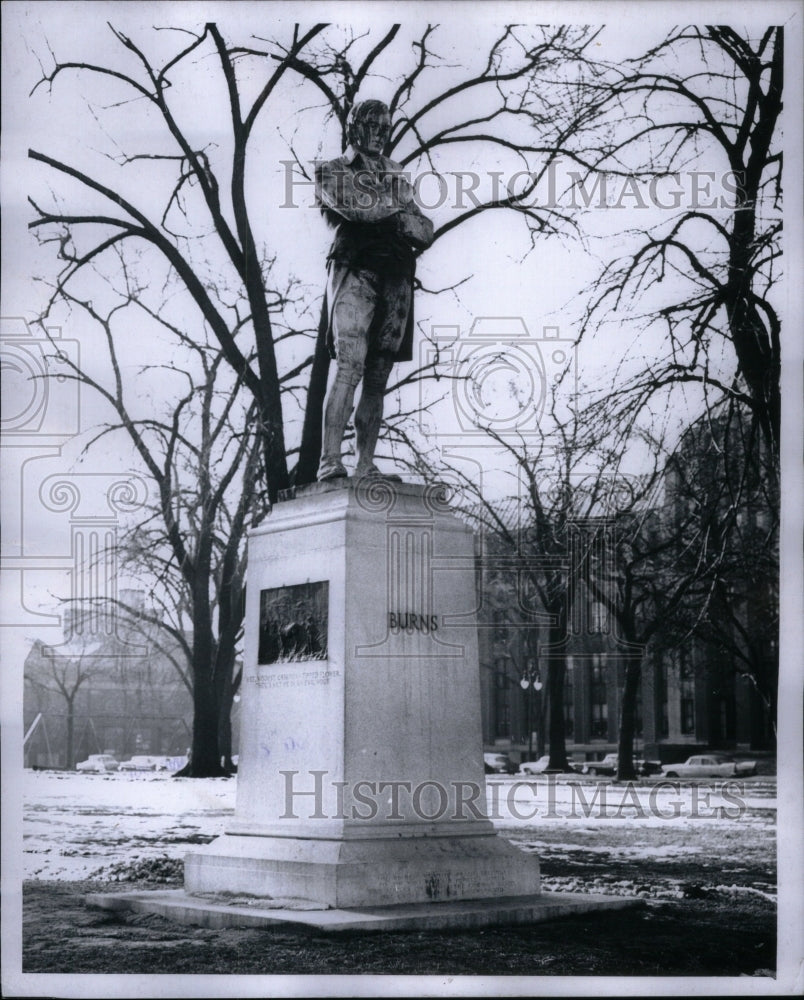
[318,268,375,481]
[354,275,410,477]
[354,352,395,475]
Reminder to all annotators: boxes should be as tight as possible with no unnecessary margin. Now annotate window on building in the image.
[590,654,608,739]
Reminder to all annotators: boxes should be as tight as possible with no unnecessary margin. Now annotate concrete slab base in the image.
[85,888,643,933]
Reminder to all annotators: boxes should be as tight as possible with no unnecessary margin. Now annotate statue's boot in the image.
[317,457,348,481]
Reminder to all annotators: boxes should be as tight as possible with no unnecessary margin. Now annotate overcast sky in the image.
[1,0,801,612]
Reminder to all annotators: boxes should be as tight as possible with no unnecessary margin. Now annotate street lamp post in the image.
[519,659,543,762]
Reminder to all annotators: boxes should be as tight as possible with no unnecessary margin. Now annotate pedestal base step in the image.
[85,888,643,934]
[183,831,539,908]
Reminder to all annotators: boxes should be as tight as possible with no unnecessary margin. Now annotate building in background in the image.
[478,407,777,764]
[23,591,196,768]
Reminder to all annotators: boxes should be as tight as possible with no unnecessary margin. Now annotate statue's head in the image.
[347,100,391,156]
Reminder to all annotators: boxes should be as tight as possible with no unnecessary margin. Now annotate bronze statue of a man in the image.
[315,100,434,482]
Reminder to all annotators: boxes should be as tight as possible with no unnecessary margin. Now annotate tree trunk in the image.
[295,300,331,486]
[65,697,75,770]
[176,669,226,777]
[213,631,236,774]
[217,689,233,772]
[176,582,228,778]
[616,657,642,780]
[536,690,546,758]
[721,29,782,464]
[757,670,778,745]
[547,653,569,771]
[217,663,240,773]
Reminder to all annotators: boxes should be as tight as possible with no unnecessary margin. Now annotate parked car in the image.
[661,754,758,779]
[118,755,171,772]
[518,755,551,775]
[581,753,618,776]
[636,758,663,776]
[484,752,517,774]
[518,756,585,775]
[581,753,662,777]
[75,754,119,773]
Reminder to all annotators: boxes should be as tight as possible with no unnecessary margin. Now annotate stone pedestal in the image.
[184,479,539,908]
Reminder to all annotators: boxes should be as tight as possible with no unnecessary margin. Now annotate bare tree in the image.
[580,487,699,779]
[528,25,785,775]
[405,394,654,773]
[25,644,101,769]
[28,21,334,502]
[572,26,782,469]
[40,271,272,775]
[657,400,778,738]
[27,21,604,494]
[574,402,778,777]
[402,375,754,778]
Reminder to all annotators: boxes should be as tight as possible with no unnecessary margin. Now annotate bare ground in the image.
[20,775,777,978]
[22,838,776,977]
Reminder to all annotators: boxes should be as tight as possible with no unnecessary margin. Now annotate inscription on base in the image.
[245,669,341,689]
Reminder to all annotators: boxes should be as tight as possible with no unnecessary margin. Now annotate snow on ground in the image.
[22,770,235,880]
[20,769,776,883]
[486,774,776,828]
